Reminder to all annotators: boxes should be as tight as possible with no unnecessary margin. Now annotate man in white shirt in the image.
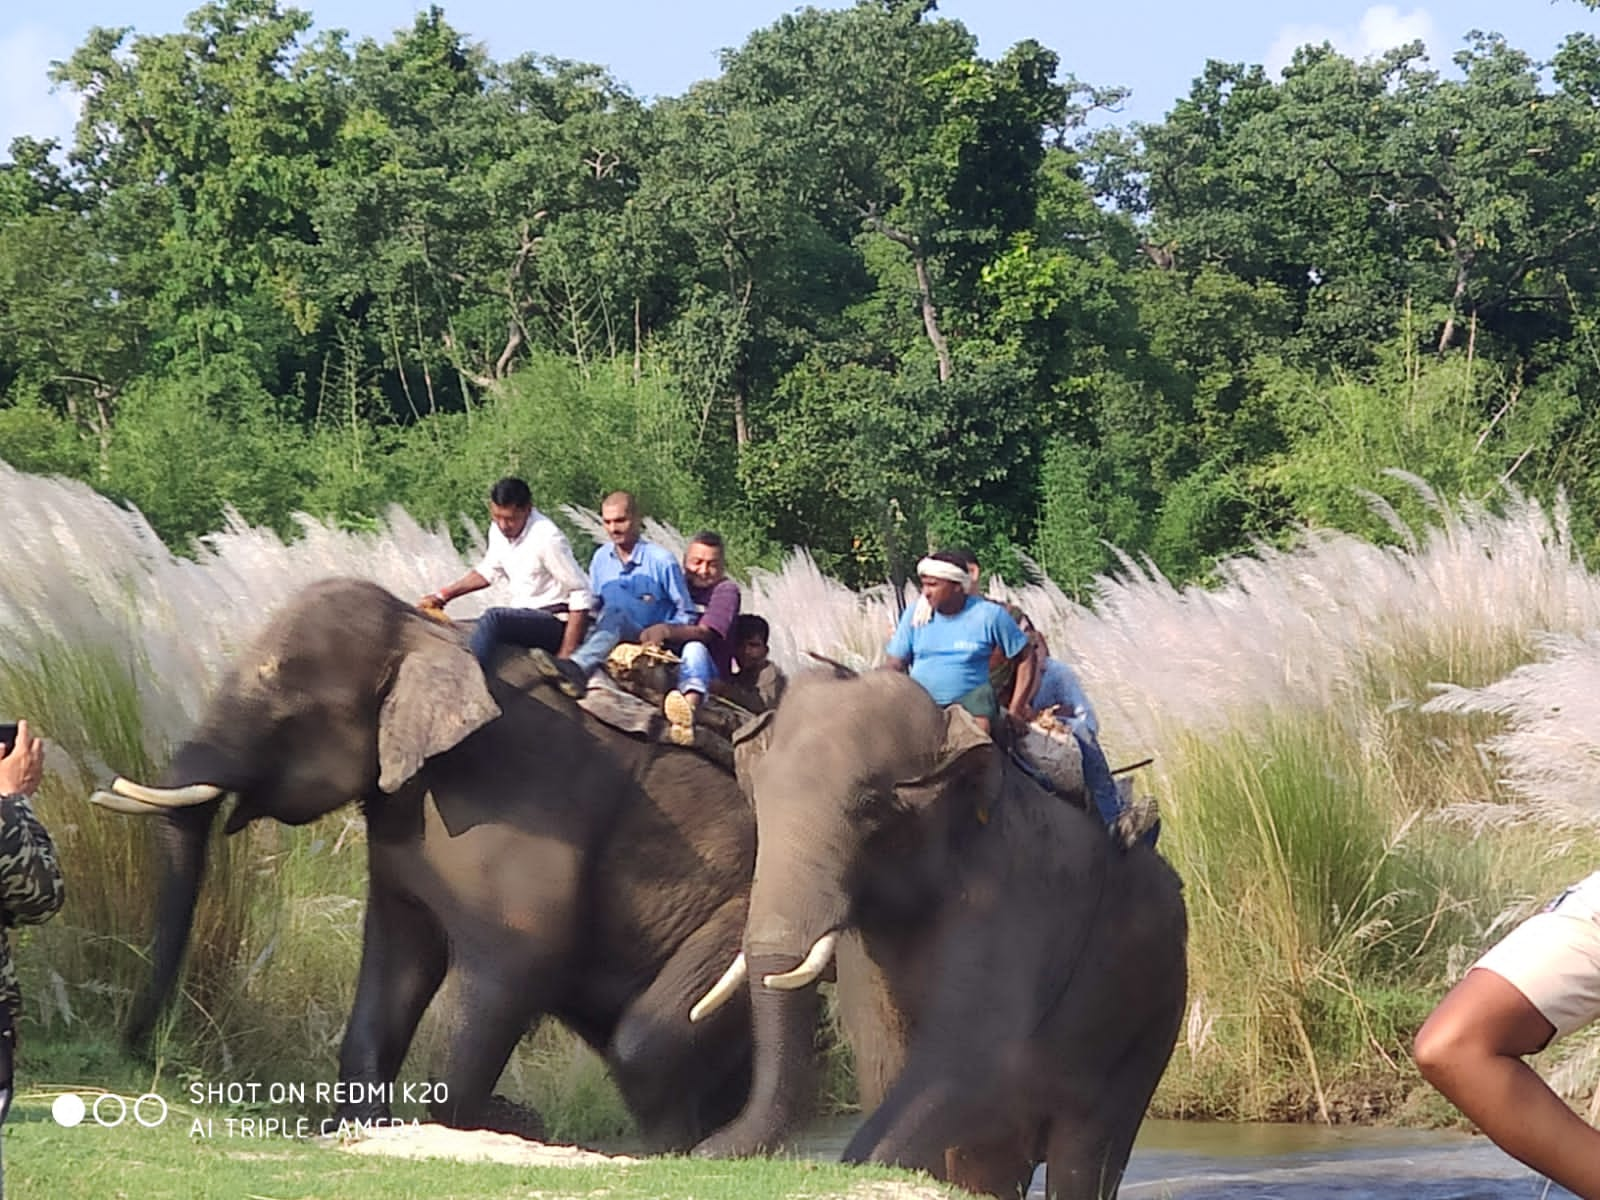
[420,477,593,668]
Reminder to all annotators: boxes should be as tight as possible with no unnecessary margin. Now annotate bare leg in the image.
[1414,967,1600,1200]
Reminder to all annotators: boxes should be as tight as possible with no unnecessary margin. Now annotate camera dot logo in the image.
[50,1091,168,1129]
[51,1093,87,1127]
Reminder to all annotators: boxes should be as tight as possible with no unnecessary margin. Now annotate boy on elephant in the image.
[716,614,788,714]
[883,552,1035,736]
[540,491,696,698]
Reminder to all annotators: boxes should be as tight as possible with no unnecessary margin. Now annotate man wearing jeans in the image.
[421,477,592,668]
[638,532,740,744]
[541,491,695,697]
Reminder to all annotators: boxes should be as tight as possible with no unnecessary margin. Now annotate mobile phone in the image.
[0,724,16,753]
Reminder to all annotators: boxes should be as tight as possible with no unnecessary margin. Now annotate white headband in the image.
[916,557,969,585]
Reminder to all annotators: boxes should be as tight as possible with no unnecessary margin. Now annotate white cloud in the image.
[0,26,81,160]
[1265,5,1435,78]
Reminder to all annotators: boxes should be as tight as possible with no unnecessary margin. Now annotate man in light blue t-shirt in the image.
[883,551,1035,733]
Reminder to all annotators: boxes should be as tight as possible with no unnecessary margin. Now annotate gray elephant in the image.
[691,670,1187,1199]
[93,577,755,1149]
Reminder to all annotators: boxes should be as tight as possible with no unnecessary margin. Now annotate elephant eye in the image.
[849,788,903,824]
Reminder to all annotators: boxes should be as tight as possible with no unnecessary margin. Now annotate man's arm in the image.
[645,580,738,647]
[662,555,697,625]
[1006,648,1039,724]
[643,622,716,647]
[882,606,915,672]
[0,723,63,925]
[541,527,594,658]
[419,569,490,611]
[988,609,1035,724]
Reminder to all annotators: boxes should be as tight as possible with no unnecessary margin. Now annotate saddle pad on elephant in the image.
[598,643,758,744]
[574,679,738,772]
[1011,717,1086,807]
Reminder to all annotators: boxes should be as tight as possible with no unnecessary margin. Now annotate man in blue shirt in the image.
[540,491,695,697]
[1031,656,1100,742]
[883,552,1035,734]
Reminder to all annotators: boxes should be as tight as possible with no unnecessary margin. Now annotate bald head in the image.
[601,491,642,553]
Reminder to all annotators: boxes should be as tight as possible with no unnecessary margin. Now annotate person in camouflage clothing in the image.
[0,718,65,1177]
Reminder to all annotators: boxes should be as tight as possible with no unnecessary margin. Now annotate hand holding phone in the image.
[0,722,42,797]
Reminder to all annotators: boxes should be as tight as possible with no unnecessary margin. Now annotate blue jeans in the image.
[468,607,566,669]
[1077,732,1123,828]
[678,642,716,696]
[568,605,642,675]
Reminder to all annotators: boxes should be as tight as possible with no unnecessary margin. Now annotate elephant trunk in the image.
[125,796,222,1051]
[696,818,849,1157]
[693,950,823,1157]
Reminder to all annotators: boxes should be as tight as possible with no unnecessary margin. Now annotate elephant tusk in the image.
[689,953,748,1024]
[90,789,171,816]
[762,931,839,991]
[110,777,224,808]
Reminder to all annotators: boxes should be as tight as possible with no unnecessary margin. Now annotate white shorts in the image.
[1474,870,1600,1039]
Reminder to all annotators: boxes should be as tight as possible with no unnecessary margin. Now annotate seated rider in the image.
[1004,608,1124,833]
[883,552,1035,736]
[420,476,592,668]
[715,613,788,714]
[1031,653,1100,742]
[541,491,695,698]
[638,532,740,744]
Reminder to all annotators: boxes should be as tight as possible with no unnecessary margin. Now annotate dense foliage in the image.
[3,0,1599,589]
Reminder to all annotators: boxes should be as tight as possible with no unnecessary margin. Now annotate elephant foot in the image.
[443,1092,547,1141]
[693,1120,783,1159]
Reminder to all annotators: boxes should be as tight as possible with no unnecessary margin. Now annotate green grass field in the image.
[4,1082,957,1200]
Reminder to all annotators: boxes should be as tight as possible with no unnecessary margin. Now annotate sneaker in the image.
[530,649,591,699]
[1111,795,1162,852]
[664,688,697,732]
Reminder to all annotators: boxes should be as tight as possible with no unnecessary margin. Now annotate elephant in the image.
[690,669,1187,1200]
[92,577,756,1149]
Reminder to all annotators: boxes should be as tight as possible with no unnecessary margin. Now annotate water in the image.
[797,1118,1581,1199]
[1116,1120,1580,1199]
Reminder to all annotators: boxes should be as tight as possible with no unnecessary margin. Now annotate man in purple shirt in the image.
[640,532,740,743]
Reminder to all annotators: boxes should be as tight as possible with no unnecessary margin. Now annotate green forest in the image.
[3,0,1600,591]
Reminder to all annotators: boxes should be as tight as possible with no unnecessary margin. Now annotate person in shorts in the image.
[1413,871,1600,1200]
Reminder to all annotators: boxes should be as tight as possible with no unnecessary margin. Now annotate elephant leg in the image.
[608,896,752,1151]
[1043,1028,1174,1200]
[1042,1118,1128,1200]
[945,1133,1039,1200]
[844,1065,970,1177]
[336,888,446,1122]
[429,964,552,1139]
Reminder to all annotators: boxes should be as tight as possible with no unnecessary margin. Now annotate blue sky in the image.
[3,2,1597,156]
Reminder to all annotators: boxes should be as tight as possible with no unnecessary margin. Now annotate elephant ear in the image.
[377,626,501,793]
[891,704,1001,817]
[731,709,777,800]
